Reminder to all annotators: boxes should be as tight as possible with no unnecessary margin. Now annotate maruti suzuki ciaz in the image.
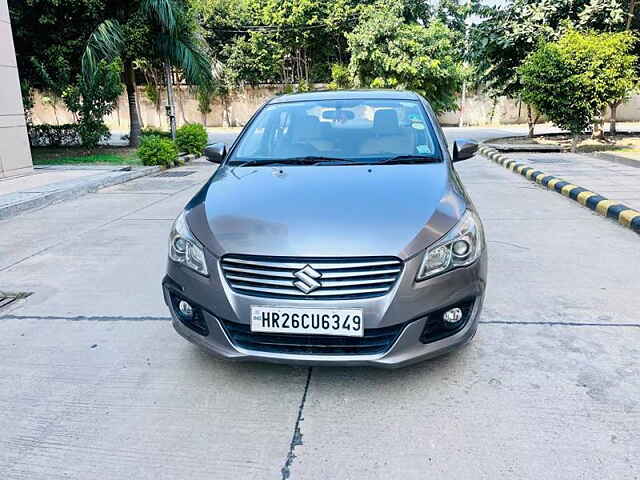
[163,90,486,368]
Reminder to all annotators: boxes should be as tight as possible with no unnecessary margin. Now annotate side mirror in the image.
[453,139,478,162]
[204,143,227,163]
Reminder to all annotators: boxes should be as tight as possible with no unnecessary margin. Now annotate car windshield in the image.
[227,98,442,166]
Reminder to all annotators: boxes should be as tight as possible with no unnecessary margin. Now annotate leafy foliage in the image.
[519,29,639,147]
[327,64,352,90]
[9,0,105,95]
[81,1,212,85]
[347,1,464,113]
[63,60,124,148]
[470,0,628,98]
[28,124,82,147]
[222,31,284,86]
[589,30,638,107]
[175,123,208,155]
[79,0,213,146]
[138,135,179,166]
[193,0,479,90]
[519,41,592,139]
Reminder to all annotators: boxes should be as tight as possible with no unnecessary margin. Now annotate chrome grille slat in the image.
[226,275,294,287]
[222,265,401,279]
[221,255,403,300]
[321,268,401,279]
[222,257,400,271]
[227,274,396,288]
[233,284,390,296]
[222,266,295,278]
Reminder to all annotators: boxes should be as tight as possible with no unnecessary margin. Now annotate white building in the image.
[0,0,32,178]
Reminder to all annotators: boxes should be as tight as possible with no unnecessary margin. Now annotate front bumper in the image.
[163,251,487,368]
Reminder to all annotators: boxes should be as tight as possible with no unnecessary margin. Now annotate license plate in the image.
[250,306,364,337]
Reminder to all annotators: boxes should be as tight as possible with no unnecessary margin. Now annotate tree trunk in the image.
[610,102,618,136]
[591,108,604,139]
[627,0,636,30]
[527,104,535,138]
[125,62,141,148]
[571,134,579,153]
[135,89,144,128]
[592,121,603,139]
[221,95,230,127]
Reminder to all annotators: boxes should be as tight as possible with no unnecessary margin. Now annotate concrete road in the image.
[1,128,639,479]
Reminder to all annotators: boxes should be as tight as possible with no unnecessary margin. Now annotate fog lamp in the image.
[443,307,463,324]
[178,300,193,318]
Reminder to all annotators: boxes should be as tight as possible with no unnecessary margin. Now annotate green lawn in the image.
[32,147,141,166]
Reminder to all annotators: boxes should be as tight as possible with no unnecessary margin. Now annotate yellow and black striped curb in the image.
[477,145,640,234]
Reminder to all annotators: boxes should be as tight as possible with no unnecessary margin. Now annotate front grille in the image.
[221,255,403,300]
[220,319,405,355]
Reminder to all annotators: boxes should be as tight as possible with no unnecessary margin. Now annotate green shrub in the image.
[62,60,123,148]
[328,64,352,90]
[175,123,208,155]
[28,124,81,147]
[518,29,639,151]
[138,135,178,167]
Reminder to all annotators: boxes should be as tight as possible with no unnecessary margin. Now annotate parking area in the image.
[1,127,638,479]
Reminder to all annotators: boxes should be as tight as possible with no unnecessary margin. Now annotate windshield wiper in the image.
[234,156,347,167]
[377,155,441,165]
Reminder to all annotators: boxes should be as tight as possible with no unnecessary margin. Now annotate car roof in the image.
[268,89,421,104]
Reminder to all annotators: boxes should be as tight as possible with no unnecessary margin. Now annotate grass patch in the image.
[496,133,640,155]
[32,147,140,166]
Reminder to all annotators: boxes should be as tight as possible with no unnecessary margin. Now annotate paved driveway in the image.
[1,128,638,479]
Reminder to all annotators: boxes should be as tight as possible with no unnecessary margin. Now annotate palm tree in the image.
[82,0,212,147]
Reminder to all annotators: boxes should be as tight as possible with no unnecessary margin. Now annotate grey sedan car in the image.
[163,90,487,368]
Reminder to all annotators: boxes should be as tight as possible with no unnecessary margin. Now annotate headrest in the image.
[293,115,322,139]
[300,115,321,130]
[373,109,400,132]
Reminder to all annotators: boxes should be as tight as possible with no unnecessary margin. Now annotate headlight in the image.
[416,210,484,281]
[169,211,208,276]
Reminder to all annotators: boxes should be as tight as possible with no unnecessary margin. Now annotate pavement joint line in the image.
[0,314,172,321]
[479,320,640,327]
[477,145,640,234]
[281,367,312,480]
[0,181,198,273]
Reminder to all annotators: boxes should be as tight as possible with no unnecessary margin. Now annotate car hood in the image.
[187,164,466,260]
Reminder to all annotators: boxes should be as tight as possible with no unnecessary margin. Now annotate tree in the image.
[582,31,637,136]
[9,0,105,95]
[193,0,376,86]
[82,0,213,147]
[347,1,464,114]
[221,31,284,86]
[519,42,591,151]
[471,0,628,136]
[63,60,124,147]
[519,29,638,151]
[599,32,638,134]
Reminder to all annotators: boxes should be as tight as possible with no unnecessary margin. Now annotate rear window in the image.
[228,98,441,164]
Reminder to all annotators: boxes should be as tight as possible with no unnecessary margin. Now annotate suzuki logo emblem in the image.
[293,265,322,294]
